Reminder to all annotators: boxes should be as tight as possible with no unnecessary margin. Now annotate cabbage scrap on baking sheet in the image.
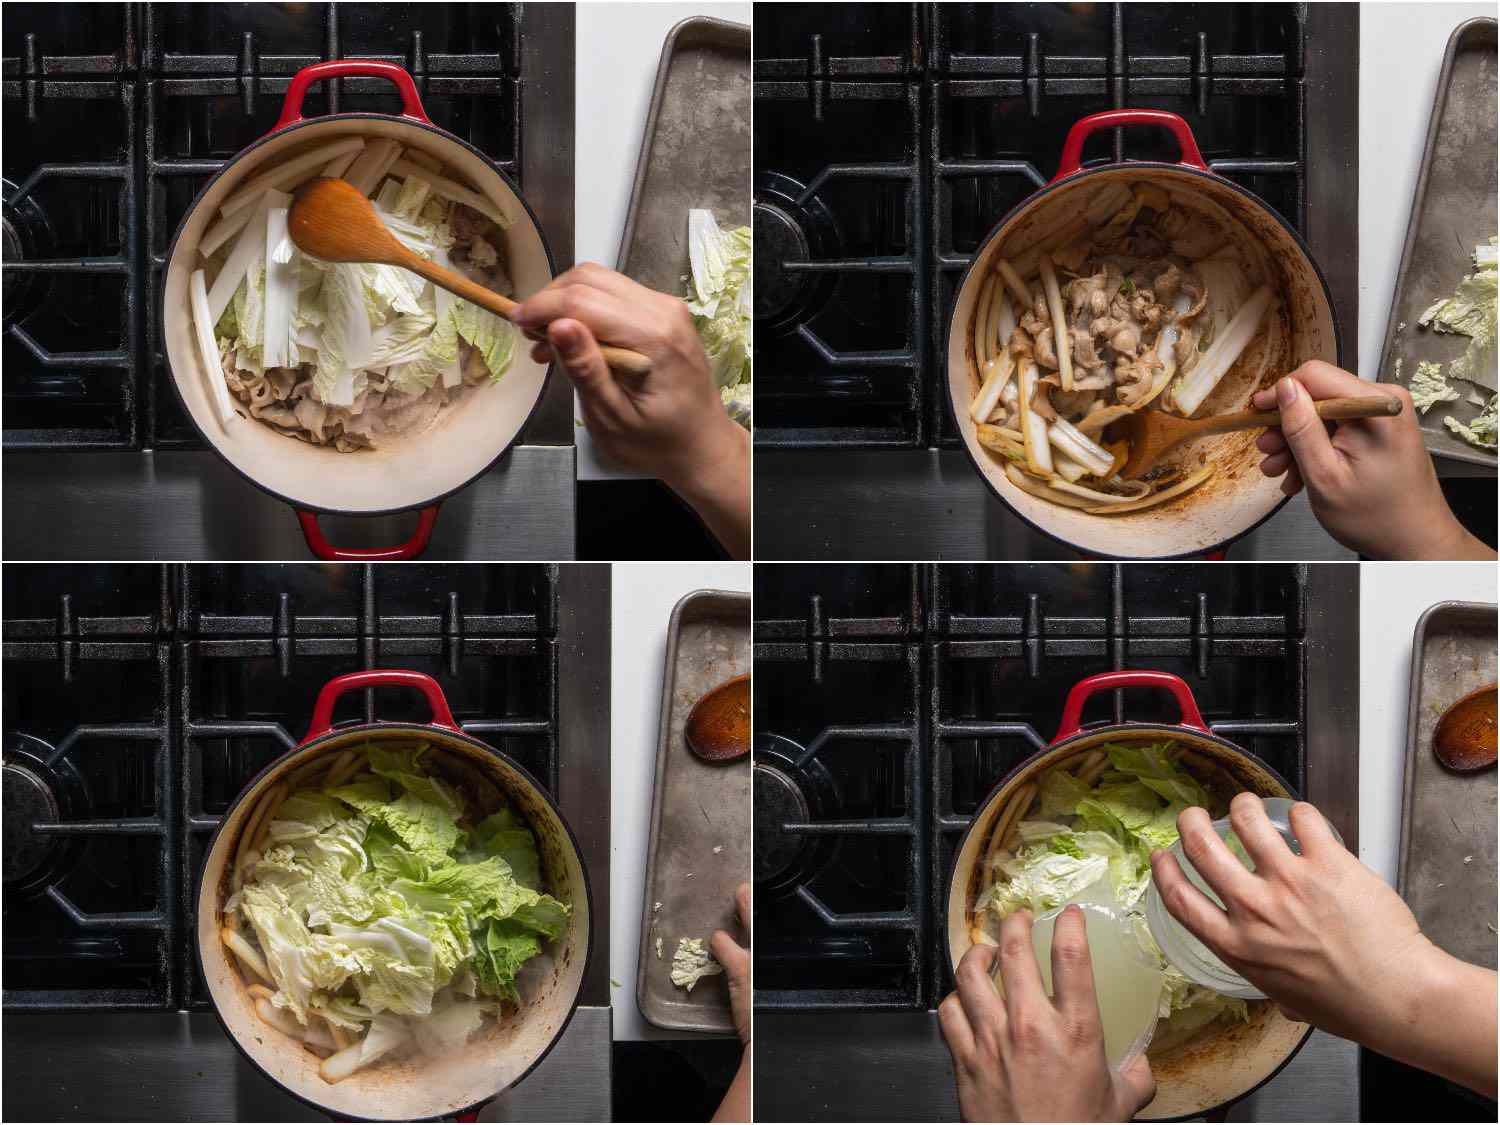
[684,209,752,429]
[1407,236,1498,450]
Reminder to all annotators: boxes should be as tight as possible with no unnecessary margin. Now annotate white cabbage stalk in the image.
[1171,285,1274,416]
[200,206,255,260]
[207,193,273,322]
[1051,454,1089,482]
[190,270,239,427]
[345,139,403,197]
[1017,361,1053,474]
[1038,253,1074,391]
[219,137,365,219]
[390,159,509,229]
[1048,416,1114,477]
[971,295,1018,423]
[1005,463,1093,509]
[995,258,1033,309]
[262,192,296,369]
[972,274,996,372]
[321,148,361,180]
[1046,477,1151,504]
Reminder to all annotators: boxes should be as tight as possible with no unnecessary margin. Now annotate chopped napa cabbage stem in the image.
[321,148,361,181]
[1051,454,1089,483]
[1038,254,1074,392]
[1016,361,1052,474]
[1170,285,1274,416]
[684,209,752,425]
[1083,465,1215,514]
[972,275,996,373]
[390,159,510,229]
[345,139,403,197]
[1445,394,1497,450]
[995,258,1033,310]
[1005,463,1094,509]
[207,192,274,323]
[190,269,240,427]
[200,205,255,260]
[1049,416,1115,478]
[262,195,296,370]
[219,138,365,219]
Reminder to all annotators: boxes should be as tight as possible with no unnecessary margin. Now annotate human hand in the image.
[710,883,752,1046]
[1250,362,1491,560]
[1152,794,1497,1096]
[513,266,750,552]
[938,908,1156,1122]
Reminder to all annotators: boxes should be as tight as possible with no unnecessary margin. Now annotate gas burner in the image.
[754,170,841,331]
[3,733,87,896]
[2,180,57,330]
[753,732,841,896]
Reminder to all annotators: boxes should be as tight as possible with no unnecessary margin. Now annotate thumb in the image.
[1115,1052,1157,1116]
[1273,375,1342,488]
[547,318,632,420]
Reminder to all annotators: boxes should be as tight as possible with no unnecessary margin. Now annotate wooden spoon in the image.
[1111,396,1403,480]
[288,177,652,377]
[685,673,750,764]
[1433,683,1497,772]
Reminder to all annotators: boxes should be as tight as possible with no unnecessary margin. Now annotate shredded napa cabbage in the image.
[684,209,752,428]
[231,742,569,1063]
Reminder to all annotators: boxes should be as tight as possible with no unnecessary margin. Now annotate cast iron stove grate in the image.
[753,563,1308,1011]
[753,2,1309,450]
[2,2,523,451]
[2,563,559,1011]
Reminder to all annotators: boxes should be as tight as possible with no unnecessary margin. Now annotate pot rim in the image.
[942,720,1310,1121]
[944,159,1347,560]
[194,719,593,1121]
[162,112,558,518]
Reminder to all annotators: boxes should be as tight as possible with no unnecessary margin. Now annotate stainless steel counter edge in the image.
[2,448,576,560]
[0,1007,611,1123]
[754,1013,1357,1123]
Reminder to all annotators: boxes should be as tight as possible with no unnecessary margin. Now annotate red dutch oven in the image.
[946,670,1311,1119]
[164,62,557,560]
[196,670,591,1121]
[946,109,1344,559]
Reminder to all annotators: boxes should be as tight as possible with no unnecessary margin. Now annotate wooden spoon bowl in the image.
[685,673,750,764]
[1433,682,1498,772]
[1112,395,1403,481]
[288,177,652,376]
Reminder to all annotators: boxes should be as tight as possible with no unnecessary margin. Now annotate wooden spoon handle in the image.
[1196,395,1403,436]
[403,255,653,378]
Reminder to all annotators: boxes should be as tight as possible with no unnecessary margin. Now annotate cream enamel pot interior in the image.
[163,61,554,561]
[947,109,1342,558]
[196,670,591,1122]
[946,670,1310,1121]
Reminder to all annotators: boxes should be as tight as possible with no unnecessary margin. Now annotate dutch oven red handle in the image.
[1052,109,1210,183]
[302,669,460,743]
[295,505,441,561]
[1052,669,1210,742]
[274,59,433,130]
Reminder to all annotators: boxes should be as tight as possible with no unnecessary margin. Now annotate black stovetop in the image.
[2,1,568,452]
[752,563,1332,1011]
[1,563,563,1011]
[753,2,1336,450]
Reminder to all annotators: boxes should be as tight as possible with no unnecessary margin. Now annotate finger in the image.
[1177,806,1260,904]
[953,943,1008,1043]
[996,909,1048,1011]
[1149,848,1238,952]
[1048,905,1101,1028]
[938,992,977,1060]
[1227,791,1294,875]
[528,340,551,364]
[514,285,652,352]
[1255,427,1288,456]
[548,319,634,421]
[1287,801,1343,862]
[1277,1002,1311,1024]
[1251,385,1277,411]
[708,928,750,985]
[1115,1052,1158,1116]
[545,261,646,300]
[1283,360,1392,402]
[1279,467,1304,497]
[734,882,752,938]
[1271,376,1345,490]
[1258,451,1294,478]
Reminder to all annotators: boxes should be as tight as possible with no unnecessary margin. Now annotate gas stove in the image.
[2,563,611,1122]
[752,2,1361,560]
[752,563,1360,1121]
[1,3,576,560]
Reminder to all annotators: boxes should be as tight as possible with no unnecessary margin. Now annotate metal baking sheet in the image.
[1376,16,1497,469]
[1397,600,1498,970]
[636,590,751,1033]
[616,15,750,295]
